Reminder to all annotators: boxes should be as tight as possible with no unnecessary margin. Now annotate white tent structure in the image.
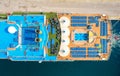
[59,46,70,57]
[61,37,70,45]
[59,16,71,57]
[61,28,70,37]
[59,16,70,28]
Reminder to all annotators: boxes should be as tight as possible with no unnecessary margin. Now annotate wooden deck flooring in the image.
[57,13,112,61]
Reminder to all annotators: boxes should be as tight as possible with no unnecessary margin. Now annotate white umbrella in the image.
[61,37,70,45]
[61,28,70,37]
[59,46,70,57]
[59,16,70,28]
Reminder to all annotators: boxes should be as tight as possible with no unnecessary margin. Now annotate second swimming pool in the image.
[74,33,88,41]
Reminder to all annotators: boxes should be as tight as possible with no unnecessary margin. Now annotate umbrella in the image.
[59,46,70,57]
[61,28,70,37]
[59,16,70,28]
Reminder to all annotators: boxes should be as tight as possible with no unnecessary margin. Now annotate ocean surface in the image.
[0,20,120,76]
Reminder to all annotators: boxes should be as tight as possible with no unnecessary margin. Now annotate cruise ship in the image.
[0,12,112,62]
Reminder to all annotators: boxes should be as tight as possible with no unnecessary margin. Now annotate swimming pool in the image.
[74,33,88,41]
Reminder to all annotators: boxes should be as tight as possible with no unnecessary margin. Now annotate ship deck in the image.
[0,13,112,62]
[58,14,112,61]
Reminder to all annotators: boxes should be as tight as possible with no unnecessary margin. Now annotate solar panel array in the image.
[88,48,99,57]
[70,47,101,58]
[71,16,87,26]
[88,16,100,26]
[71,16,101,27]
[70,47,86,57]
[100,21,108,36]
[101,39,107,53]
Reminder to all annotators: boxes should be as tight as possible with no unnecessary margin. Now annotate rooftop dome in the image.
[8,26,17,34]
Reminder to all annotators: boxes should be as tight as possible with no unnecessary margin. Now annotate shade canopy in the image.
[59,46,70,57]
[61,28,70,37]
[61,37,70,45]
[59,16,70,28]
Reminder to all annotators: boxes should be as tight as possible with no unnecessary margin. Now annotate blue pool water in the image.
[74,33,88,41]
